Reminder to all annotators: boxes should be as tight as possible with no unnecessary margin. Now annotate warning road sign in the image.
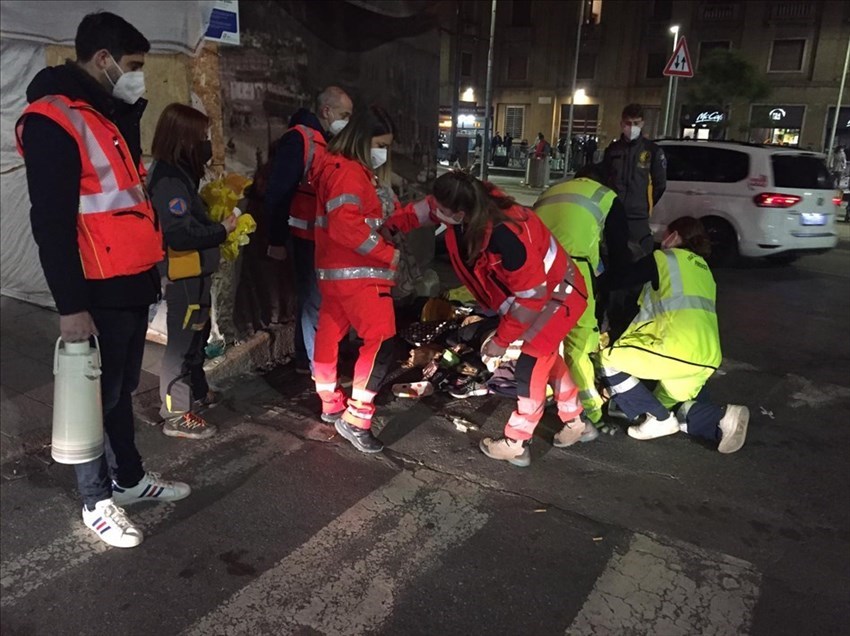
[664,36,694,78]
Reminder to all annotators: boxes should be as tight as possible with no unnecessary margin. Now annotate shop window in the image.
[584,0,603,25]
[663,146,750,183]
[507,54,528,81]
[769,39,806,72]
[460,51,473,78]
[559,104,600,136]
[652,0,673,21]
[698,41,730,67]
[505,105,525,140]
[577,53,596,80]
[512,0,532,27]
[646,52,667,79]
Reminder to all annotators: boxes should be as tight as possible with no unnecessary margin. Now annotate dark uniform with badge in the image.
[601,135,667,258]
[148,161,226,420]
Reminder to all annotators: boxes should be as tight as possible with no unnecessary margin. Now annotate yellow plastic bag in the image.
[200,173,256,261]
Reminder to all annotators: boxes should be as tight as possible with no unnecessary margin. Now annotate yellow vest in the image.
[616,248,721,370]
[533,177,616,272]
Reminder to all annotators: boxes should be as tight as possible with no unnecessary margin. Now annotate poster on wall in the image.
[205,0,240,45]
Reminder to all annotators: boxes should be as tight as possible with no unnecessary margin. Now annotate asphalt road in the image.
[1,243,849,635]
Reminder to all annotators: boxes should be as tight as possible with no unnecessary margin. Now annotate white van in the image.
[650,141,841,265]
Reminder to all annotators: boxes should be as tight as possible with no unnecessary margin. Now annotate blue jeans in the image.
[75,307,148,509]
[292,237,321,371]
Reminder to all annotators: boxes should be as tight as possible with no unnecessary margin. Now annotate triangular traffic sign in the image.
[663,36,694,78]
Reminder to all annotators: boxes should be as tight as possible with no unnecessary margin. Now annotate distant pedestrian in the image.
[534,132,550,159]
[17,12,189,548]
[504,133,513,162]
[148,103,238,440]
[491,130,503,162]
[829,145,847,187]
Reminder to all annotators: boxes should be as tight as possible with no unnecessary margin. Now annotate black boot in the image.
[334,418,384,454]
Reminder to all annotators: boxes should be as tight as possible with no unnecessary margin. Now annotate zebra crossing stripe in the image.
[566,532,762,635]
[183,470,490,636]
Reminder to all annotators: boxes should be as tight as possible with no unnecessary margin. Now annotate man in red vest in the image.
[265,87,353,374]
[17,12,190,549]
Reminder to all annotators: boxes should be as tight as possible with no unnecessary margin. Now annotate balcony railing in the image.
[768,1,815,22]
[698,3,738,22]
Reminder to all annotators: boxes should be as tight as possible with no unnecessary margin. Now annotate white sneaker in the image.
[82,498,143,548]
[627,413,680,440]
[112,472,191,506]
[717,405,749,454]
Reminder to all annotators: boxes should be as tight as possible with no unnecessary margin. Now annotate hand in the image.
[221,214,238,234]
[267,245,287,261]
[482,338,507,359]
[60,311,98,342]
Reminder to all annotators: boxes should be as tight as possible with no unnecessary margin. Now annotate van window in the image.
[662,145,750,183]
[771,155,832,189]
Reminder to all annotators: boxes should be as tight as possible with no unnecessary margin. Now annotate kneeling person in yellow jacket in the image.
[534,164,631,430]
[596,217,749,453]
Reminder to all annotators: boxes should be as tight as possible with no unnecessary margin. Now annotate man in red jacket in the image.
[18,12,189,548]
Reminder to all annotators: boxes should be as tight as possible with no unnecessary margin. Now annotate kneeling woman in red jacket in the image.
[387,171,598,466]
[311,106,432,454]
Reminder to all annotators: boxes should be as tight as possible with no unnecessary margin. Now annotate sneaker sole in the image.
[449,389,489,399]
[334,419,384,454]
[87,526,143,548]
[320,412,344,424]
[163,427,217,440]
[627,426,679,441]
[479,440,530,467]
[718,406,749,454]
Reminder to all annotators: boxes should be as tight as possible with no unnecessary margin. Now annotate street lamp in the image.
[662,25,680,138]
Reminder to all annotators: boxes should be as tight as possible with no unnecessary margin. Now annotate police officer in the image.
[148,103,237,440]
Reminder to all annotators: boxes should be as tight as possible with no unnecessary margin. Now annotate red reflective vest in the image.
[287,125,326,241]
[16,95,163,280]
[311,154,432,295]
[388,200,587,354]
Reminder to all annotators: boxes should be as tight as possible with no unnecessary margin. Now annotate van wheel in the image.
[702,218,738,267]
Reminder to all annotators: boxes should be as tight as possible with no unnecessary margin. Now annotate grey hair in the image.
[316,86,350,112]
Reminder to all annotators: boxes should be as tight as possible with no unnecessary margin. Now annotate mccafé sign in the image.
[681,105,726,127]
[695,111,724,124]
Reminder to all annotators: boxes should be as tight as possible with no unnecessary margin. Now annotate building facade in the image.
[440,0,850,153]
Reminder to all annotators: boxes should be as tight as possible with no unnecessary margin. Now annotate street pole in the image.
[826,33,850,165]
[481,0,497,181]
[663,27,680,137]
[449,1,462,167]
[564,0,585,174]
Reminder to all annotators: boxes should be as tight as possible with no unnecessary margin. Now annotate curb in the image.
[0,322,296,476]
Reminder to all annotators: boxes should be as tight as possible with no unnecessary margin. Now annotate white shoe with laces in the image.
[627,413,680,440]
[82,498,143,548]
[111,472,191,506]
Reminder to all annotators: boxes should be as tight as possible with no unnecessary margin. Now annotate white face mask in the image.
[329,118,349,135]
[623,124,642,141]
[434,207,464,225]
[105,54,145,104]
[371,148,388,169]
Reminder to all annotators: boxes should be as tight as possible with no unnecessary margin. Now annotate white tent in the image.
[0,1,216,306]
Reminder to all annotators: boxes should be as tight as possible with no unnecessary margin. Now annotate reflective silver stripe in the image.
[635,295,717,323]
[521,300,561,342]
[578,388,601,401]
[315,382,336,392]
[298,126,316,178]
[325,194,362,213]
[365,218,383,229]
[608,375,640,394]
[315,216,328,228]
[316,267,395,281]
[352,387,377,402]
[288,217,313,230]
[356,232,381,255]
[543,236,557,273]
[509,303,538,324]
[534,192,604,225]
[498,296,516,316]
[601,367,621,377]
[515,284,547,299]
[79,185,147,214]
[666,251,684,297]
[46,97,119,195]
[412,198,431,223]
[589,184,610,204]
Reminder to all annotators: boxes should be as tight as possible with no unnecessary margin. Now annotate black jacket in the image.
[19,61,158,315]
[147,161,225,277]
[601,135,667,221]
[265,109,328,247]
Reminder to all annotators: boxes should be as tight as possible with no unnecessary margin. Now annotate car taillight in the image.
[753,193,802,208]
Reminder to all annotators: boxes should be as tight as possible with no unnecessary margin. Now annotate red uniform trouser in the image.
[505,348,583,441]
[313,285,396,429]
